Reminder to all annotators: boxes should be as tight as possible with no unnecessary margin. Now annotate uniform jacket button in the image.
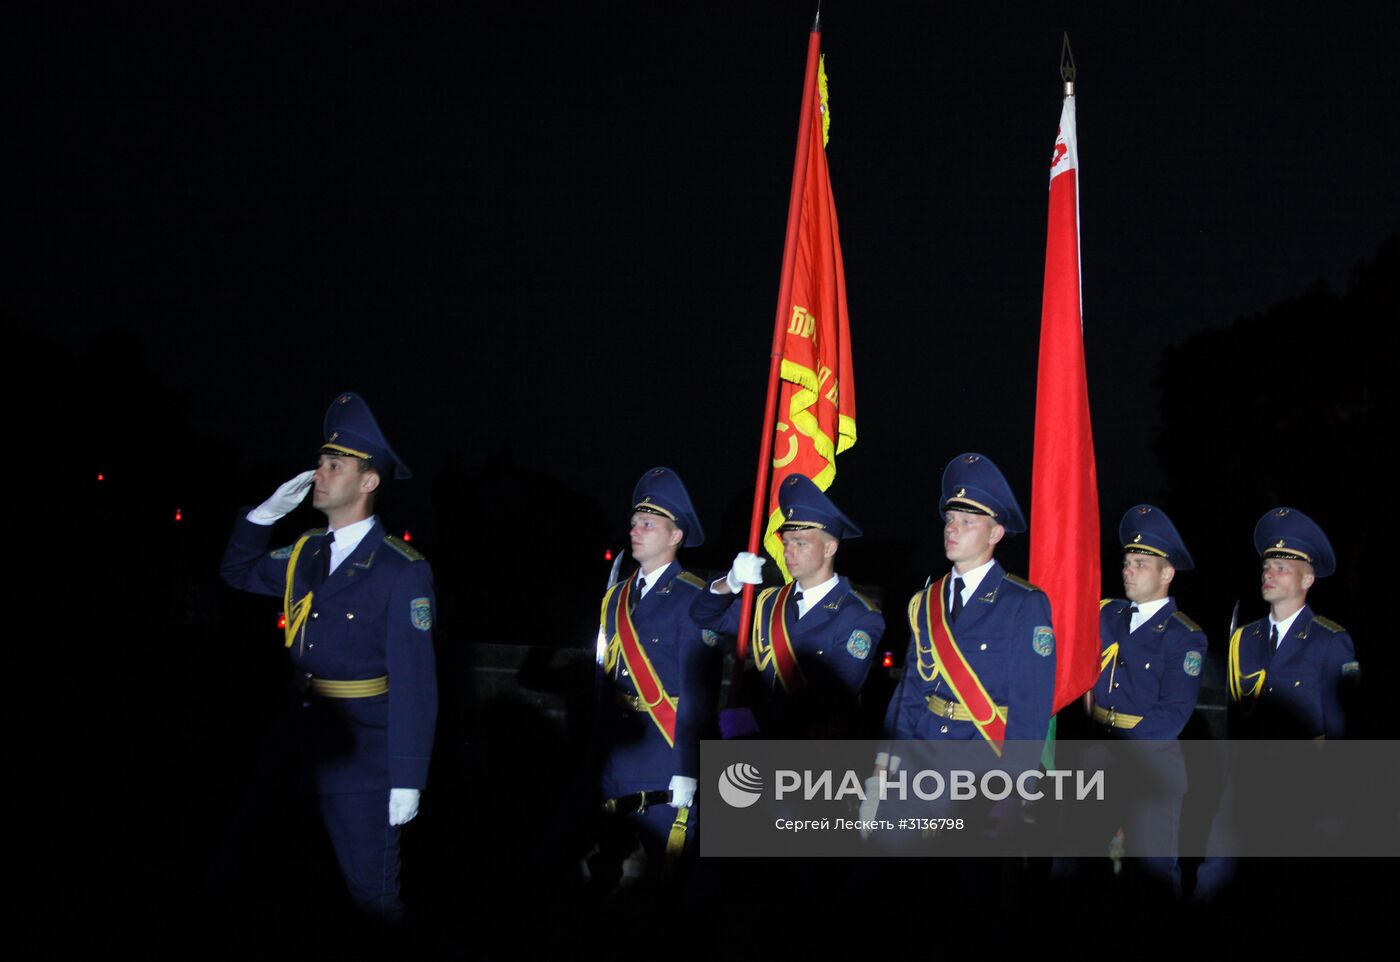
[346,612,355,619]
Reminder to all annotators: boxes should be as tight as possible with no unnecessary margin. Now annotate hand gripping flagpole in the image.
[731,19,823,704]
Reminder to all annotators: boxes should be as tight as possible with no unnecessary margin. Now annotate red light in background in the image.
[97,473,105,481]
[174,508,183,522]
[402,530,412,542]
[277,612,287,630]
[604,549,613,561]
[882,652,893,668]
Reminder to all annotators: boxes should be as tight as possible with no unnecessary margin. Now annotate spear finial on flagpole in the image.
[813,1,822,33]
[1060,32,1076,96]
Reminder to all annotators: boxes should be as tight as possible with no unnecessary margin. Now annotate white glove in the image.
[725,551,767,593]
[859,775,882,838]
[874,752,902,773]
[668,775,697,809]
[388,787,421,826]
[248,470,315,524]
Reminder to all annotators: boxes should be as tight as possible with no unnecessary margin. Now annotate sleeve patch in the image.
[702,629,720,648]
[1341,660,1361,677]
[1183,650,1203,677]
[846,630,873,660]
[270,545,293,560]
[410,597,433,631]
[1033,626,1055,657]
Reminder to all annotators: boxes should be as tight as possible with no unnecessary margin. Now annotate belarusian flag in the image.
[1030,93,1101,712]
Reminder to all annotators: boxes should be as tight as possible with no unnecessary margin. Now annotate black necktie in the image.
[950,577,964,624]
[1270,624,1279,649]
[1126,604,1139,633]
[629,575,645,614]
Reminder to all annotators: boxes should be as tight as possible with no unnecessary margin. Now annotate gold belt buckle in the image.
[941,697,956,719]
[1107,708,1117,727]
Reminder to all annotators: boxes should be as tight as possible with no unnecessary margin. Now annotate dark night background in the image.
[18,0,1398,950]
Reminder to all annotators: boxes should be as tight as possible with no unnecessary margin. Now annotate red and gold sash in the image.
[752,583,806,693]
[921,575,1007,755]
[601,577,678,747]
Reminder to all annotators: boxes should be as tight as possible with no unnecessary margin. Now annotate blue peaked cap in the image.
[320,392,412,480]
[1254,507,1336,578]
[777,474,862,540]
[1120,504,1194,571]
[940,452,1027,534]
[632,466,704,547]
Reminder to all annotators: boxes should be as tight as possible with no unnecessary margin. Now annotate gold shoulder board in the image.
[384,535,425,561]
[1172,610,1203,632]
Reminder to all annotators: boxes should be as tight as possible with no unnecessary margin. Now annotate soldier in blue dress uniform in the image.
[1095,504,1206,741]
[1195,506,1359,901]
[1228,507,1358,739]
[691,473,885,738]
[594,467,717,865]
[879,453,1055,752]
[1091,504,1206,892]
[221,392,437,921]
[861,453,1051,865]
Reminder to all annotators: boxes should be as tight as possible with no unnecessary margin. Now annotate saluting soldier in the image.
[1091,504,1206,892]
[594,467,717,866]
[691,473,885,738]
[220,392,437,922]
[1227,507,1358,739]
[881,453,1055,752]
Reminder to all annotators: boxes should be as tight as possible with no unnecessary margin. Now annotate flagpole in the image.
[733,22,822,679]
